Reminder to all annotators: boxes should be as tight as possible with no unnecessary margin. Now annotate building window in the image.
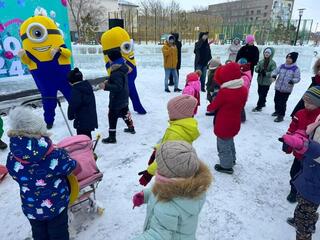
[256,17,259,21]
[251,10,254,15]
[246,10,249,15]
[257,10,261,14]
[250,17,253,21]
[264,12,267,17]
[265,5,268,9]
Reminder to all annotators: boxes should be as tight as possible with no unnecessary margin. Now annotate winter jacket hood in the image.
[152,161,212,202]
[263,47,275,59]
[73,80,93,95]
[10,136,52,164]
[198,32,209,41]
[162,118,200,145]
[214,62,242,85]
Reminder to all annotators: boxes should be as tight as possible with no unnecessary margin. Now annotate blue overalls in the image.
[26,47,71,125]
[106,61,146,114]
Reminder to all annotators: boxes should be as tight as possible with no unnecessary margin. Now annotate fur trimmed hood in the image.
[313,58,320,75]
[152,161,212,202]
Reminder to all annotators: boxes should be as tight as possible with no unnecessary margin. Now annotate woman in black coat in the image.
[236,34,259,75]
[67,68,98,139]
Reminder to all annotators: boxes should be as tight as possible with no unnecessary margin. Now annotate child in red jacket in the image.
[282,86,320,203]
[207,62,252,174]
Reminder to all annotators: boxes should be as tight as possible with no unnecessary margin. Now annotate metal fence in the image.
[72,9,313,45]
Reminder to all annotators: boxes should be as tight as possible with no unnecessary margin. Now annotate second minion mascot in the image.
[101,27,146,114]
[19,14,72,128]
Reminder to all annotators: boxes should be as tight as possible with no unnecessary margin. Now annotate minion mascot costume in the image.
[18,12,72,128]
[101,27,147,114]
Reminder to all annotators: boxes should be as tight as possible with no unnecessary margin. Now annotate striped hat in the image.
[303,86,320,107]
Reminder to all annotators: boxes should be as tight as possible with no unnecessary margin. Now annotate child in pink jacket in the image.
[182,71,201,115]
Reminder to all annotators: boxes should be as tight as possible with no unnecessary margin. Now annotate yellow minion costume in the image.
[19,15,72,127]
[101,27,146,114]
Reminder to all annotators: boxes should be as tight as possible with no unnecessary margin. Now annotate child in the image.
[281,86,320,203]
[207,62,252,174]
[0,116,7,150]
[182,71,201,115]
[280,118,320,240]
[99,49,135,144]
[272,52,301,122]
[138,95,199,186]
[6,106,77,240]
[133,141,212,239]
[252,47,277,112]
[206,57,222,104]
[291,58,320,117]
[67,67,98,139]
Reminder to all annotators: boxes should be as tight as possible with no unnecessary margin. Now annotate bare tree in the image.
[67,0,105,43]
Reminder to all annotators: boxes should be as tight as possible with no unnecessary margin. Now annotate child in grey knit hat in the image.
[132,141,212,239]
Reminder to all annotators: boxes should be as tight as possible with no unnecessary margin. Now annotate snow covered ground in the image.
[1,61,320,239]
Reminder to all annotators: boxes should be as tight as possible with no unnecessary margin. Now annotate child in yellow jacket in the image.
[138,95,200,186]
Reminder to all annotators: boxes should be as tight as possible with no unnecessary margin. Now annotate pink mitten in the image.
[282,130,308,155]
[132,191,144,209]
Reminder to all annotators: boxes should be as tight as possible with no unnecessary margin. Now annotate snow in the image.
[1,46,320,240]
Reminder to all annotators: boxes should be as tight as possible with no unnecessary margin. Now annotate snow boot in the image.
[274,116,284,122]
[174,88,182,92]
[271,112,278,117]
[102,131,116,144]
[47,124,53,130]
[214,164,234,174]
[124,127,136,134]
[205,111,215,116]
[287,217,296,228]
[165,88,171,93]
[252,107,262,112]
[0,139,7,150]
[287,190,297,203]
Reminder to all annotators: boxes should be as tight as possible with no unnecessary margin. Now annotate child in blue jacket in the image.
[6,107,77,240]
[281,117,320,240]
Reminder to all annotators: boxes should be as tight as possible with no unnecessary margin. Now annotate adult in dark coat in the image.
[291,58,320,117]
[169,33,182,86]
[236,34,259,76]
[194,32,212,92]
[99,49,135,144]
[67,68,98,139]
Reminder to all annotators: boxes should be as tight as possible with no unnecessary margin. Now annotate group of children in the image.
[1,40,320,239]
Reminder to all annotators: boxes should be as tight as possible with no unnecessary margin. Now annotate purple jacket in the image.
[272,63,300,93]
[293,140,320,204]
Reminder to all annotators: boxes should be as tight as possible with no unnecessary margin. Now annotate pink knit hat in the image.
[245,34,255,44]
[167,95,198,120]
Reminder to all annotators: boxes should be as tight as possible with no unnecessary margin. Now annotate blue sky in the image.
[133,0,319,31]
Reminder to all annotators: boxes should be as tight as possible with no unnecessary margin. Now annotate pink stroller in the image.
[57,134,104,213]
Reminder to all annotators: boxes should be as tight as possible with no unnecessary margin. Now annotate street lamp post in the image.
[294,8,305,46]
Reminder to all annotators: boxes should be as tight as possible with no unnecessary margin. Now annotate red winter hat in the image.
[186,72,199,82]
[167,95,198,120]
[214,62,241,85]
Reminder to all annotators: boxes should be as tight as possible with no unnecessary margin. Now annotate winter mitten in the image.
[282,131,308,155]
[288,80,294,85]
[148,150,156,165]
[278,138,293,154]
[261,69,266,77]
[132,191,144,209]
[138,170,153,186]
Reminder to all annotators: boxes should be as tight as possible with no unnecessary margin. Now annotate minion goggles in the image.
[21,23,61,43]
[103,39,134,56]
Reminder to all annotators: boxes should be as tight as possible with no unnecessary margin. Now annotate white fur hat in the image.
[8,106,48,138]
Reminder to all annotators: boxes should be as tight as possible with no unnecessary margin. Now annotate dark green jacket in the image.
[255,48,277,86]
